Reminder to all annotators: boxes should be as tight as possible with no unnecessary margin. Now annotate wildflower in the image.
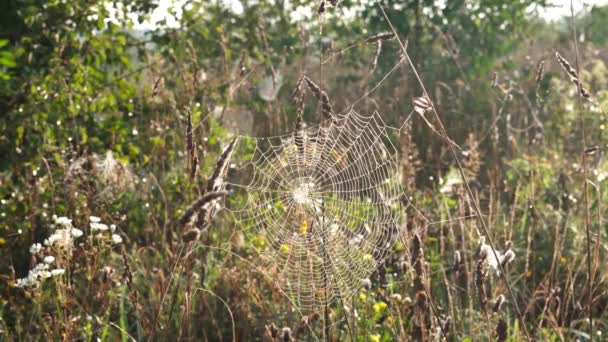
[369,334,381,342]
[478,243,500,272]
[390,293,402,302]
[361,278,372,290]
[71,228,83,238]
[51,269,65,276]
[29,243,42,254]
[280,244,290,254]
[90,222,109,231]
[43,256,55,264]
[15,263,50,287]
[360,292,367,301]
[373,301,388,314]
[89,216,101,223]
[44,228,72,248]
[111,234,123,244]
[54,216,72,226]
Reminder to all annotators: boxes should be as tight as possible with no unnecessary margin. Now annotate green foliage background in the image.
[1,0,608,340]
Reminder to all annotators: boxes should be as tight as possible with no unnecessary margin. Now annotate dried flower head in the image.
[413,96,432,115]
[365,32,396,44]
[280,327,293,342]
[555,51,593,101]
[303,76,334,123]
[182,228,201,243]
[493,294,506,314]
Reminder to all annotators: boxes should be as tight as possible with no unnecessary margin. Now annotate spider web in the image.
[223,109,411,313]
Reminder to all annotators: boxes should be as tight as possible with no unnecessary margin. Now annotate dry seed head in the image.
[371,41,383,73]
[281,327,293,342]
[500,249,516,268]
[535,59,545,87]
[415,290,428,310]
[178,191,228,226]
[496,319,508,342]
[555,52,578,79]
[152,77,163,96]
[267,323,279,338]
[442,316,452,334]
[101,266,115,284]
[186,109,194,156]
[294,114,305,158]
[317,0,326,14]
[555,51,593,101]
[475,259,488,309]
[453,250,462,272]
[493,294,506,314]
[292,76,305,118]
[190,155,198,180]
[207,137,238,192]
[503,240,513,252]
[490,71,498,87]
[186,108,197,180]
[303,76,334,122]
[584,145,599,155]
[475,236,486,259]
[365,32,396,44]
[413,96,432,115]
[182,228,201,243]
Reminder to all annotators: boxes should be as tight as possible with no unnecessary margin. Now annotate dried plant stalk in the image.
[371,41,383,73]
[535,59,545,89]
[207,137,238,192]
[365,32,395,44]
[294,112,305,158]
[555,51,592,101]
[178,191,228,226]
[303,76,334,122]
[475,257,488,310]
[186,108,197,180]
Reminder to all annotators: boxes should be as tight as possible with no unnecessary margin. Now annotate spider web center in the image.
[292,179,315,205]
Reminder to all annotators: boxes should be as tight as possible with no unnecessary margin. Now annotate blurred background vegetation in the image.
[1,0,608,340]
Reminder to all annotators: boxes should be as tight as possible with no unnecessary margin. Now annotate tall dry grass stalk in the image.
[374,1,532,339]
[567,1,594,338]
[302,76,334,123]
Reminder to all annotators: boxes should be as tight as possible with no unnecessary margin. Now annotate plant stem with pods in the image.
[374,1,532,340]
[568,0,594,339]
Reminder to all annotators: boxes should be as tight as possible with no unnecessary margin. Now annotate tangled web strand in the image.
[225,110,405,313]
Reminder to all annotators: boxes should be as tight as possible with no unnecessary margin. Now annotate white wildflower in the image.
[500,250,516,267]
[71,228,84,238]
[43,256,55,264]
[29,243,43,254]
[54,216,72,227]
[44,228,72,248]
[90,222,109,231]
[51,269,65,276]
[478,244,501,274]
[477,238,516,276]
[15,263,50,287]
[89,216,101,223]
[111,234,123,244]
